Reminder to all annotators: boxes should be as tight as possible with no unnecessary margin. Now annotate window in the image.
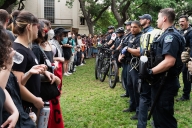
[80,17,85,25]
[44,0,54,23]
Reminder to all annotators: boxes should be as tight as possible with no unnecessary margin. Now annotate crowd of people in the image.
[0,6,191,128]
[0,8,102,127]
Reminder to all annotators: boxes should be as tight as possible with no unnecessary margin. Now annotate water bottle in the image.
[37,102,50,128]
[13,51,24,64]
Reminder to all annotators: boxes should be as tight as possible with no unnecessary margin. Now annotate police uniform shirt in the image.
[153,26,184,73]
[114,35,124,49]
[142,26,154,34]
[121,32,132,49]
[180,26,192,57]
[125,33,142,61]
[106,32,117,47]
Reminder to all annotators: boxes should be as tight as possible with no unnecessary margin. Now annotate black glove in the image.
[139,68,153,79]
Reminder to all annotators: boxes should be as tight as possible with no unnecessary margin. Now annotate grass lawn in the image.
[61,58,192,128]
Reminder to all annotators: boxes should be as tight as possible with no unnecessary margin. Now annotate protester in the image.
[0,23,19,128]
[11,10,57,120]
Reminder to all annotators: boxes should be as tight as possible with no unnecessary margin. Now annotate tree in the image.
[111,0,131,27]
[66,0,110,35]
[94,11,117,35]
[0,0,26,13]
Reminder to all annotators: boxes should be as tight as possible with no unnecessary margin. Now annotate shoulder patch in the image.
[164,35,173,43]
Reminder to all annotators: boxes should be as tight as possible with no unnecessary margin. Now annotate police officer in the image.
[177,15,192,101]
[119,21,142,120]
[110,27,125,81]
[137,14,154,125]
[139,14,154,33]
[140,8,185,127]
[118,21,132,97]
[105,26,116,47]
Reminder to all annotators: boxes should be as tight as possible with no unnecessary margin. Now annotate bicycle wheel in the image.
[95,57,100,79]
[121,69,126,90]
[99,59,109,82]
[108,61,118,88]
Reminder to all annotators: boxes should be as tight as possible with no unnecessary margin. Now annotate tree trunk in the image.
[87,22,93,35]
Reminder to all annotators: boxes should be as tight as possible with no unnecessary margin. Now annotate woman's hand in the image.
[29,64,47,75]
[1,111,19,128]
[33,97,44,109]
[44,71,56,84]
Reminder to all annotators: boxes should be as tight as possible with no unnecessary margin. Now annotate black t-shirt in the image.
[31,43,44,65]
[0,87,5,125]
[12,43,41,108]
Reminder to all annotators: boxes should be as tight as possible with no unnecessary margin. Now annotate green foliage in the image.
[0,0,5,7]
[94,11,118,35]
[61,58,192,128]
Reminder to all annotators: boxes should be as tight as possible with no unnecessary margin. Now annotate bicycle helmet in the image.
[107,25,115,30]
[115,27,124,33]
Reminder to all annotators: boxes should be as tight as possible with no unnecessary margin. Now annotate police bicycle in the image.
[95,45,106,80]
[99,48,118,88]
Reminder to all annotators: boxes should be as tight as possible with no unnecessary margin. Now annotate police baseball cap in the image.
[139,14,152,21]
[124,21,132,25]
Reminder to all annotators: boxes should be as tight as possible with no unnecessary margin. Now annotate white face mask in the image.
[68,35,72,37]
[48,29,55,40]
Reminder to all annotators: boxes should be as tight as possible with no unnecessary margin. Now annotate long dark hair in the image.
[0,23,12,70]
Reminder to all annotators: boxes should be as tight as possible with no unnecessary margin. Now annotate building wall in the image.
[14,0,89,35]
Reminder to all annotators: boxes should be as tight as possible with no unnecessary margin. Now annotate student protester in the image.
[0,9,15,42]
[68,32,76,73]
[32,20,64,128]
[0,23,19,128]
[11,10,57,119]
[92,35,98,58]
[61,29,73,76]
[77,34,85,65]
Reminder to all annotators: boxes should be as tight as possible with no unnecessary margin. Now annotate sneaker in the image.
[176,97,189,102]
[64,73,69,76]
[80,63,84,66]
[67,71,72,75]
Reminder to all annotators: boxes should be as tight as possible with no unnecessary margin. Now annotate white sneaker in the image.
[67,72,72,75]
[80,63,84,66]
[64,73,69,76]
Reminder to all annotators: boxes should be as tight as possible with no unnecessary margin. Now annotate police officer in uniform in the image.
[118,21,132,97]
[140,8,185,128]
[137,14,154,125]
[110,27,125,81]
[177,15,192,101]
[139,14,154,33]
[119,21,142,120]
[105,26,116,47]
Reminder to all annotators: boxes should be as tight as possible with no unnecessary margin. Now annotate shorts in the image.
[64,51,72,60]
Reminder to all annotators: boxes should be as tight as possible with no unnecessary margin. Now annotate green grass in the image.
[61,58,192,128]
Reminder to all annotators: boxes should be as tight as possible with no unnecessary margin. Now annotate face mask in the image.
[68,35,72,37]
[47,29,55,40]
[62,37,68,44]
